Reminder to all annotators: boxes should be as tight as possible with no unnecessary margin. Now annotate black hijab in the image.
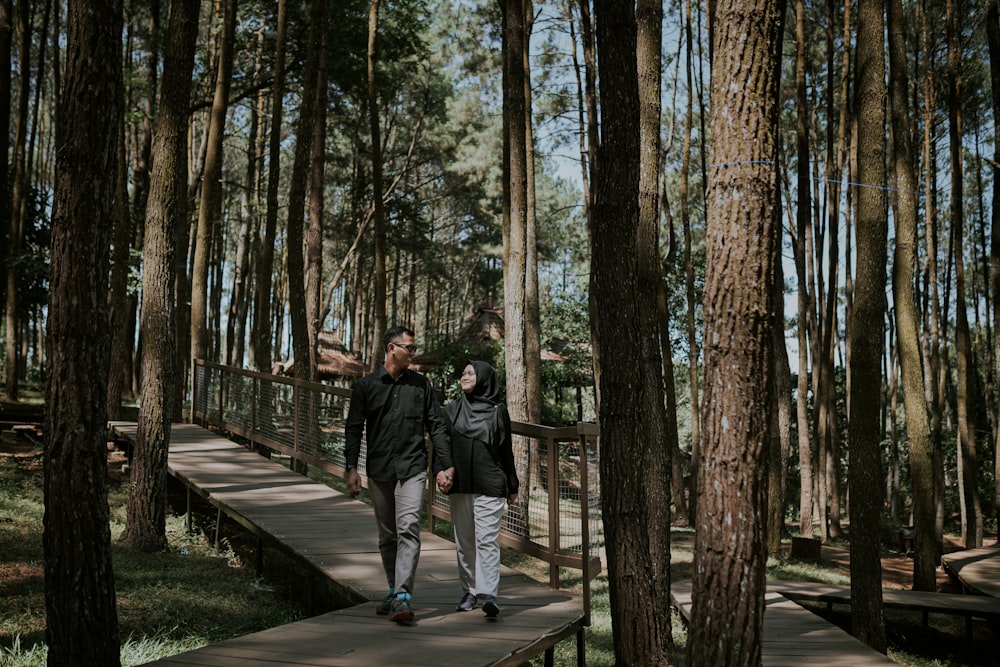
[448,360,501,442]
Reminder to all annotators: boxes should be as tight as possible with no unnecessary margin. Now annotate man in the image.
[344,325,455,624]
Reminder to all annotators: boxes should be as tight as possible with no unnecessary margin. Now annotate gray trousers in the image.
[451,493,506,598]
[369,472,427,595]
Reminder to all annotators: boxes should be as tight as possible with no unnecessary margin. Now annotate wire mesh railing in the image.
[192,359,602,617]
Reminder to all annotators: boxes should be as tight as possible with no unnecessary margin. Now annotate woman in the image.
[441,360,519,619]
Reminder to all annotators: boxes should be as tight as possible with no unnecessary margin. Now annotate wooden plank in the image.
[671,581,896,666]
[768,579,1000,621]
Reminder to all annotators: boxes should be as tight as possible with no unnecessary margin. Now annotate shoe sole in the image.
[483,601,500,618]
[390,609,414,624]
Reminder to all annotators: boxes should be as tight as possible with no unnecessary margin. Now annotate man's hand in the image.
[345,468,361,497]
[435,467,455,493]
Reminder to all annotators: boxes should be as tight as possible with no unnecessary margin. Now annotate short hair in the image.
[384,325,415,349]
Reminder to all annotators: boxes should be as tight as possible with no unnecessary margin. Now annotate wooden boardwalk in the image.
[767,580,1000,639]
[109,422,586,667]
[671,580,897,666]
[942,544,1000,598]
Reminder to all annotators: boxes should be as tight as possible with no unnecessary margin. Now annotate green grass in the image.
[0,453,303,667]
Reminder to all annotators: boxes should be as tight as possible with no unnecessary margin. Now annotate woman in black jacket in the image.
[442,360,519,618]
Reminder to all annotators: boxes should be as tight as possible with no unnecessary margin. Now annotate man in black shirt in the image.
[344,325,454,624]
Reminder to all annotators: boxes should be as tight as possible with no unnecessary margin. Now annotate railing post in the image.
[577,423,592,625]
[547,431,560,589]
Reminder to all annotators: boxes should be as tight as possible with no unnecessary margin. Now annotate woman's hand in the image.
[436,467,455,493]
[507,492,518,505]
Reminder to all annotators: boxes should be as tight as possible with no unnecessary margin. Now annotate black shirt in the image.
[344,367,452,482]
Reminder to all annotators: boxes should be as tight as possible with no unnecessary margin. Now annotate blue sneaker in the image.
[376,589,395,615]
[390,593,414,624]
[456,592,477,611]
[483,595,500,619]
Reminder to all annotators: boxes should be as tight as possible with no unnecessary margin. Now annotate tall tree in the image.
[688,0,784,664]
[681,0,702,526]
[848,0,887,651]
[988,0,1000,536]
[5,0,30,400]
[43,0,123,662]
[947,0,983,549]
[306,8,328,376]
[122,0,201,552]
[887,0,936,591]
[191,0,236,366]
[637,0,672,651]
[253,0,287,373]
[792,0,814,539]
[501,0,542,430]
[285,0,324,381]
[368,0,387,368]
[0,0,11,334]
[590,0,672,662]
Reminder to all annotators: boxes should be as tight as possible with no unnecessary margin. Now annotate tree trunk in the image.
[500,0,535,507]
[769,250,792,555]
[106,114,131,419]
[191,0,236,366]
[44,0,123,662]
[591,0,673,662]
[688,1,784,664]
[947,0,983,550]
[682,0,701,527]
[848,0,887,651]
[888,0,937,590]
[637,0,672,651]
[306,18,328,379]
[226,24,263,369]
[368,0,387,368]
[792,0,814,540]
[122,0,199,553]
[286,0,324,381]
[254,0,287,372]
[5,0,30,400]
[988,0,1000,537]
[0,0,10,322]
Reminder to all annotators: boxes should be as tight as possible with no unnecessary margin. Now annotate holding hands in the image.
[436,467,455,493]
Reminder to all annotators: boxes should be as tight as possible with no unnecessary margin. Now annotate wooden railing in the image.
[191,359,602,621]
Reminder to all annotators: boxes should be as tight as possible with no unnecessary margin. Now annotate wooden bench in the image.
[767,579,1000,639]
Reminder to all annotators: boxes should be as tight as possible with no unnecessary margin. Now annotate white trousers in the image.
[451,493,506,598]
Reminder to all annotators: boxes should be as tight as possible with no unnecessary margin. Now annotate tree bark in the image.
[121,0,200,552]
[44,0,123,662]
[5,0,30,400]
[191,0,236,366]
[947,0,983,550]
[253,0,287,372]
[286,0,324,381]
[0,0,10,322]
[590,0,673,662]
[681,0,701,527]
[887,0,937,591]
[368,0,387,368]
[848,0,887,651]
[793,0,814,539]
[688,1,784,664]
[637,0,672,651]
[988,0,1000,537]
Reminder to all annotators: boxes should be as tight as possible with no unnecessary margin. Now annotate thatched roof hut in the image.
[272,330,368,381]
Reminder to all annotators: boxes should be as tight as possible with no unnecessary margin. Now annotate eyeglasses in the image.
[393,342,418,354]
